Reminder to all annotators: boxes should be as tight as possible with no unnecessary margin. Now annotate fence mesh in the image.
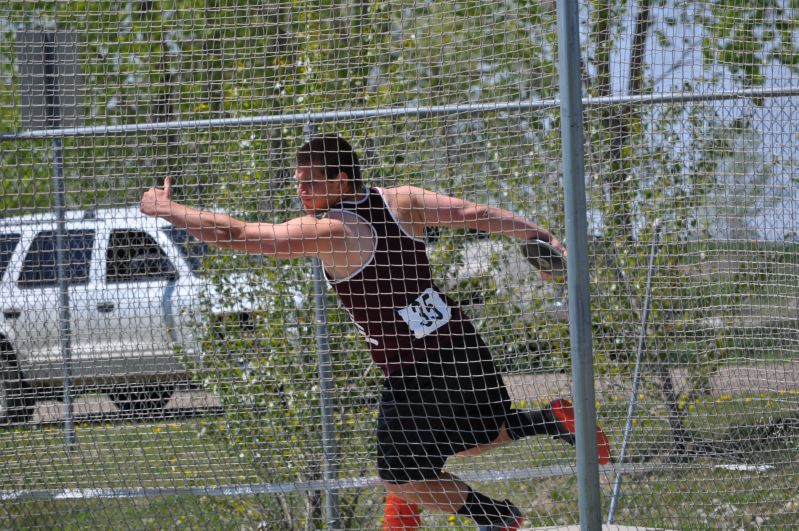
[1,1,798,529]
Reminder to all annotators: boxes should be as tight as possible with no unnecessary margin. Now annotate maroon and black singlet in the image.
[324,187,475,375]
[325,187,514,483]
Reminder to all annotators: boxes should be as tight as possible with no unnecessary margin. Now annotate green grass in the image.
[3,390,797,529]
[589,393,799,530]
[0,418,252,492]
[4,496,278,530]
[0,418,273,528]
[605,466,799,530]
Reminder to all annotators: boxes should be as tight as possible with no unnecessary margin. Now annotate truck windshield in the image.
[161,227,210,274]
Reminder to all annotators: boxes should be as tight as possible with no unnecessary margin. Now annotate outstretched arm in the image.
[140,176,346,259]
[396,186,565,254]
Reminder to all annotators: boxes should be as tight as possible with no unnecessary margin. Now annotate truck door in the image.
[9,227,95,383]
[94,228,181,377]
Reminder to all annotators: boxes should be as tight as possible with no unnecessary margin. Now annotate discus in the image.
[521,238,567,280]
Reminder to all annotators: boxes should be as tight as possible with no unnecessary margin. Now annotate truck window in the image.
[161,226,209,274]
[0,233,20,282]
[107,230,177,283]
[18,230,95,288]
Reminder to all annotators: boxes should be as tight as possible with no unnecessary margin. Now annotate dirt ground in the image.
[30,361,798,424]
[504,360,799,404]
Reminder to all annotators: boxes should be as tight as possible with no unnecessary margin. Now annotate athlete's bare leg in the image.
[384,471,471,513]
[383,424,513,512]
[383,470,522,527]
[455,424,513,457]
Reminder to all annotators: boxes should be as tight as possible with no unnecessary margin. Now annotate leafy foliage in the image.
[3,0,799,527]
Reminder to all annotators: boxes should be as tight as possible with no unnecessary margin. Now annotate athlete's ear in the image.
[334,171,352,193]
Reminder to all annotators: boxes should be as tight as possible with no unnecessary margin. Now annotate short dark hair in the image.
[295,135,362,191]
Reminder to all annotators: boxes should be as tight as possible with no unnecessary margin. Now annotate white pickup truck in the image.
[0,206,263,422]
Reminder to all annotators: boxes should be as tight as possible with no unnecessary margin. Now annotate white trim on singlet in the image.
[375,187,427,244]
[336,191,371,207]
[323,209,378,284]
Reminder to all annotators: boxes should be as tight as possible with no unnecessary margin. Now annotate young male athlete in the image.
[140,135,610,530]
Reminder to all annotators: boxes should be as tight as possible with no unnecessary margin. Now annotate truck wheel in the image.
[0,348,35,425]
[110,385,174,417]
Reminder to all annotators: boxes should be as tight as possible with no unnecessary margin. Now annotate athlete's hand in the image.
[543,235,567,281]
[548,236,567,259]
[522,234,567,281]
[140,176,173,217]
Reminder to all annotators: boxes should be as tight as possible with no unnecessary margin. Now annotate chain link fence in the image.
[1,1,798,529]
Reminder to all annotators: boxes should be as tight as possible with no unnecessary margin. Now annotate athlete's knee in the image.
[456,424,512,457]
[382,479,431,505]
[382,477,410,489]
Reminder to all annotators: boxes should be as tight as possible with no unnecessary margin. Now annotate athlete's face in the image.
[295,165,348,214]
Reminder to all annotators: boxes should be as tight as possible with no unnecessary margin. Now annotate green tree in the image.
[3,0,799,526]
[582,0,799,458]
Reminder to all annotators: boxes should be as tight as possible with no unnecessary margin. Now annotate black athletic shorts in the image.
[376,331,513,484]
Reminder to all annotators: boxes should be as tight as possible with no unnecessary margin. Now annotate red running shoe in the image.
[549,398,612,465]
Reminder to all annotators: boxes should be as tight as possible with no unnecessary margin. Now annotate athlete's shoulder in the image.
[381,184,431,196]
[379,185,433,208]
[376,186,435,233]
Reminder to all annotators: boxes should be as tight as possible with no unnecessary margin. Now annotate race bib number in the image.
[397,288,452,339]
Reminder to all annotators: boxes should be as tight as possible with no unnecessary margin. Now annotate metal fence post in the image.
[312,259,340,530]
[607,223,662,523]
[555,1,602,529]
[304,124,341,529]
[42,32,76,451]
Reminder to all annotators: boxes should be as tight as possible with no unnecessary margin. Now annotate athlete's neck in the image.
[337,187,367,204]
